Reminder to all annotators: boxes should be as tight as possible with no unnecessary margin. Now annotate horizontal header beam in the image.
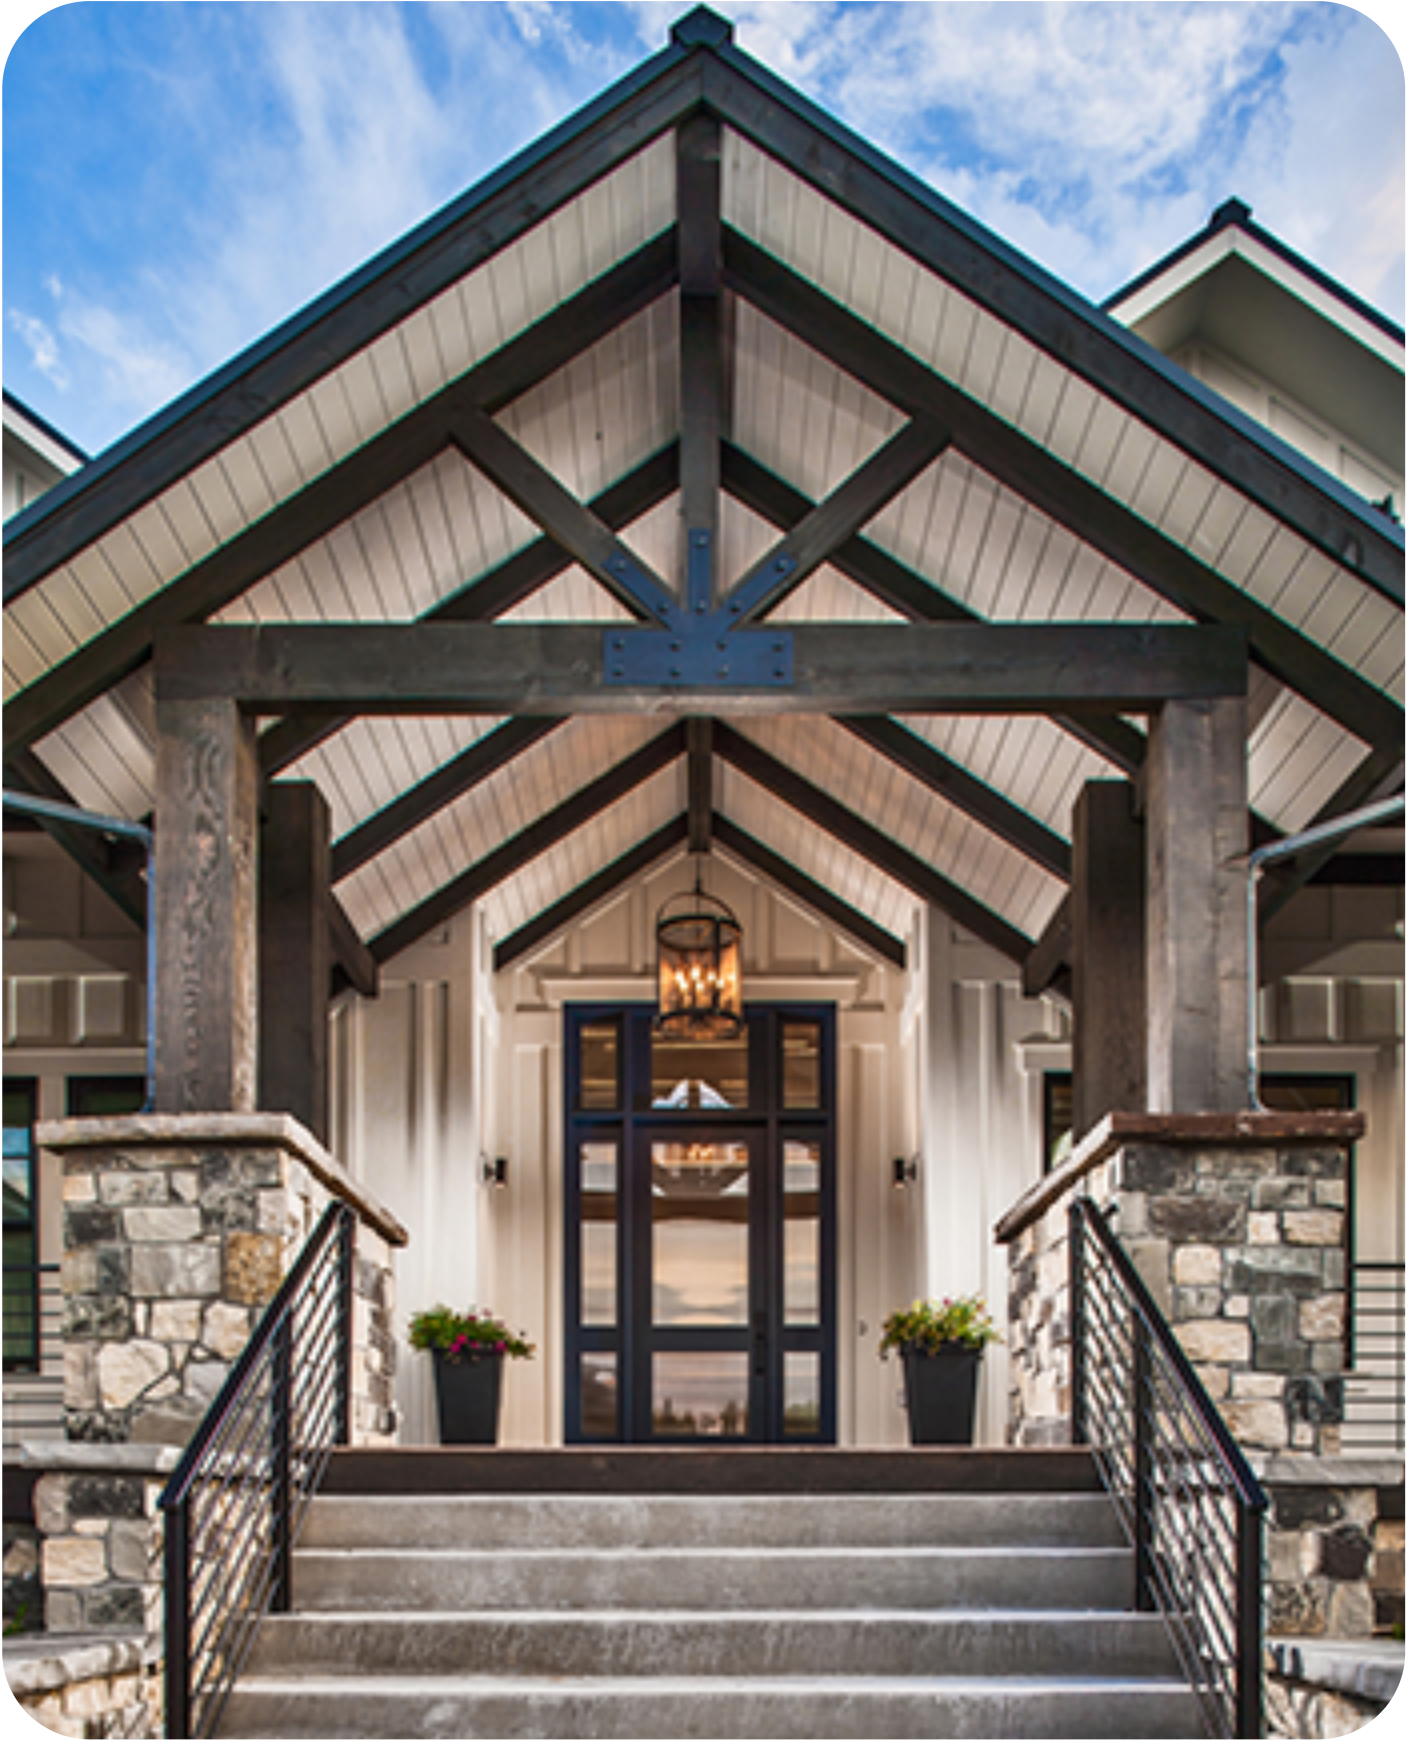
[153,622,1247,716]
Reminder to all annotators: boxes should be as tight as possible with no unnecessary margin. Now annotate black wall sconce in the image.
[482,1156,509,1189]
[892,1155,918,1190]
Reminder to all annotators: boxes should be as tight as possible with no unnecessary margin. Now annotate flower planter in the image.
[900,1344,982,1445]
[431,1350,504,1444]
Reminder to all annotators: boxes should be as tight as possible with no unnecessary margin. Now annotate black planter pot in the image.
[900,1344,982,1445]
[431,1350,504,1444]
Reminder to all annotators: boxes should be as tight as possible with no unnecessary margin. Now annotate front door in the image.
[565,1005,836,1444]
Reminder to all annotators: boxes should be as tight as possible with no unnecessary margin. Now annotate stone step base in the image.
[219,1673,1201,1740]
[288,1546,1134,1614]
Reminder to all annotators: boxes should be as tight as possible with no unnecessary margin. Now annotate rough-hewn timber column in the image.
[259,781,331,1142]
[154,695,259,1112]
[1071,779,1146,1138]
[1145,695,1250,1112]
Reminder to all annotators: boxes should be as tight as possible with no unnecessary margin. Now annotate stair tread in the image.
[230,1672,1193,1693]
[294,1545,1129,1560]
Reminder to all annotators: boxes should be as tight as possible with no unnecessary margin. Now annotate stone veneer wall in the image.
[5,1630,163,1739]
[996,1111,1404,1655]
[39,1113,407,1447]
[1000,1113,1364,1458]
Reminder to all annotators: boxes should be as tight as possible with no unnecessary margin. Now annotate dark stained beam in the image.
[155,621,1248,715]
[259,445,680,776]
[712,814,906,969]
[2,750,148,929]
[1070,781,1146,1137]
[723,230,1405,758]
[1259,746,1405,923]
[686,717,714,853]
[726,415,950,623]
[839,716,1071,880]
[327,892,379,1000]
[369,723,686,964]
[331,718,562,882]
[712,720,1031,964]
[494,816,689,971]
[1308,854,1404,887]
[720,442,1149,779]
[703,52,1402,604]
[5,235,678,759]
[1021,896,1072,1002]
[677,112,724,615]
[259,783,332,1142]
[450,410,679,626]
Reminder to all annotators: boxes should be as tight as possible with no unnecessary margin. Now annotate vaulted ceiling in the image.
[4,8,1402,989]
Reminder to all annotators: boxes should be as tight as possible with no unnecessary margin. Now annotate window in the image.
[4,1080,39,1371]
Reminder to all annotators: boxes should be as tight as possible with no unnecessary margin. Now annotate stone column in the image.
[43,1113,406,1446]
[1145,695,1250,1113]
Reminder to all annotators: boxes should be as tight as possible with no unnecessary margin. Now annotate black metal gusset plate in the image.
[603,626,794,687]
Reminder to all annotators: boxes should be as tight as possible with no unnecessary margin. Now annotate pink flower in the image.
[495,1340,507,1354]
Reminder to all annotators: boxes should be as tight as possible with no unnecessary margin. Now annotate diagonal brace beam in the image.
[451,409,680,626]
[725,414,950,624]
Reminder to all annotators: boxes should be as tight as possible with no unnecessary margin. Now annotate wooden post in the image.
[259,781,332,1142]
[1145,696,1251,1112]
[154,695,259,1112]
[1071,779,1146,1138]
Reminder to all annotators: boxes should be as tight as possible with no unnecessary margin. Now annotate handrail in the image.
[158,1200,355,1738]
[1070,1196,1267,1739]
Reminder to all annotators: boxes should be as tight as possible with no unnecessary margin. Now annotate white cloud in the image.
[8,308,67,389]
[55,296,189,412]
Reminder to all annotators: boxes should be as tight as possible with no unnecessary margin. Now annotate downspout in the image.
[2,789,157,1111]
[1244,794,1405,1110]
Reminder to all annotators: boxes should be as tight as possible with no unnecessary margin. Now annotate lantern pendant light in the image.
[654,859,743,1040]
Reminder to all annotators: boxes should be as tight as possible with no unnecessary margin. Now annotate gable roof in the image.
[4,6,1402,978]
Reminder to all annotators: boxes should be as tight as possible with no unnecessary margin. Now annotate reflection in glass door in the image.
[565,1006,835,1444]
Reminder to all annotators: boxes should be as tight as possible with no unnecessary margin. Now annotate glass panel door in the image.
[564,1005,836,1445]
[639,1127,758,1441]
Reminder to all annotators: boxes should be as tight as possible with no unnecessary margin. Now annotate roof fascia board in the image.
[2,391,89,471]
[3,48,705,589]
[725,233,1404,755]
[3,238,677,757]
[1106,214,1406,353]
[699,50,1404,602]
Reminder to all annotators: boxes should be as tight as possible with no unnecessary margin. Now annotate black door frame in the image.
[564,1002,837,1444]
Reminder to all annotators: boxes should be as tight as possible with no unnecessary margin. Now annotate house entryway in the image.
[564,1005,837,1444]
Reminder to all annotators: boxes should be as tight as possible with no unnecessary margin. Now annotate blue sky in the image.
[4,2,1403,459]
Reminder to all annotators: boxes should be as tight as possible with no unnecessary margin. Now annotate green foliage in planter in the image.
[408,1304,534,1363]
[879,1295,1001,1358]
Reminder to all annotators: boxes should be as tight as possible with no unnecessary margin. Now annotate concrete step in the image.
[218,1672,1201,1740]
[321,1446,1103,1496]
[290,1545,1134,1613]
[246,1608,1176,1680]
[300,1490,1125,1553]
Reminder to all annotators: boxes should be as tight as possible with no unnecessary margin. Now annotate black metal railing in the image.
[1070,1197,1267,1740]
[1345,1260,1405,1452]
[158,1201,355,1740]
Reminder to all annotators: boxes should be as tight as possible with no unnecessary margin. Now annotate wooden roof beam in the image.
[712,719,1031,964]
[723,230,1404,759]
[686,716,713,853]
[4,234,678,759]
[368,723,686,964]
